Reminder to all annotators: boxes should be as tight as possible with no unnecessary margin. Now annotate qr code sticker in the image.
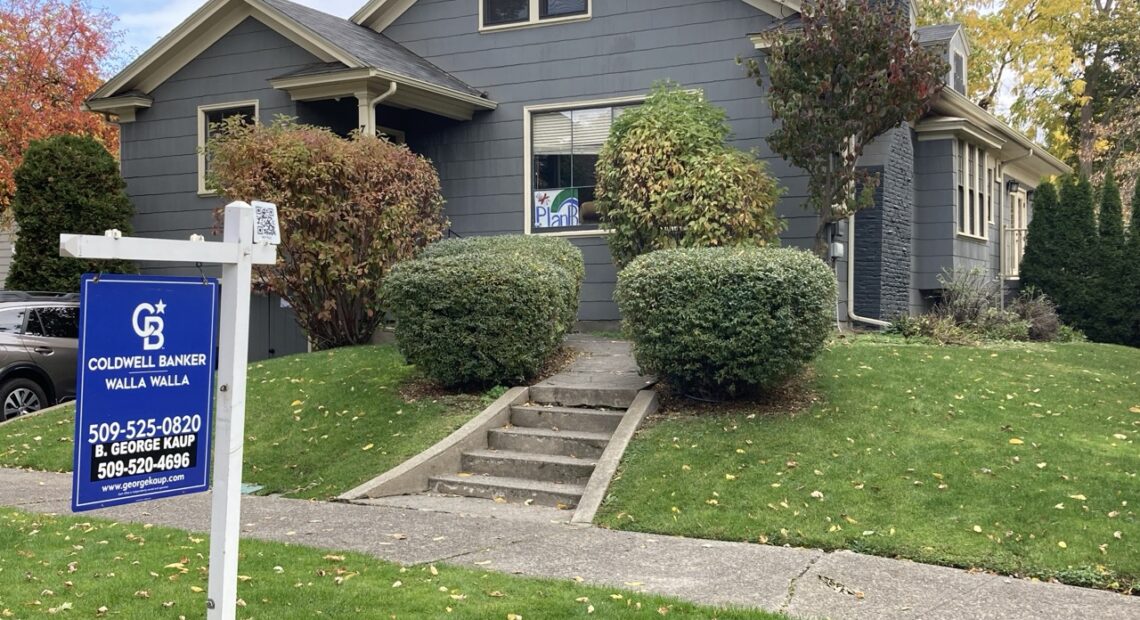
[251,201,280,244]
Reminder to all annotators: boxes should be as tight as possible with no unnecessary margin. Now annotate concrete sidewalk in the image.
[2,468,1135,619]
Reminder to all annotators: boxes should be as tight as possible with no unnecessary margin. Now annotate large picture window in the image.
[197,100,257,195]
[527,102,635,234]
[482,0,589,30]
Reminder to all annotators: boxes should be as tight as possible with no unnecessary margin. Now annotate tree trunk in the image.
[1079,51,1102,178]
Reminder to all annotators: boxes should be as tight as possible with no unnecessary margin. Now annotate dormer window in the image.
[481,0,590,31]
[953,52,966,94]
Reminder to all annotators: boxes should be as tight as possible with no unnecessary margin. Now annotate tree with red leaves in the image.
[0,0,121,214]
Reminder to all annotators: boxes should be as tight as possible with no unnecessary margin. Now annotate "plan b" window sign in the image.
[72,274,219,512]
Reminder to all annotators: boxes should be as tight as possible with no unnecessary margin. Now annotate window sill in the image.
[480,13,591,34]
[528,228,610,238]
[197,189,218,198]
[955,232,989,243]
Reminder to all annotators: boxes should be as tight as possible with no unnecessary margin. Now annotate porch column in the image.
[355,90,376,137]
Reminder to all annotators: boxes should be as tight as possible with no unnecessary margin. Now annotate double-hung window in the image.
[482,0,590,30]
[197,101,258,195]
[526,100,638,234]
[956,139,994,240]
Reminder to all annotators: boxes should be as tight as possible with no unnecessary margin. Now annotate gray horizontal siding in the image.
[913,139,955,289]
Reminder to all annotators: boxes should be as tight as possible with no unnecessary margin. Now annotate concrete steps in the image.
[428,401,626,509]
[429,473,586,508]
[339,339,659,522]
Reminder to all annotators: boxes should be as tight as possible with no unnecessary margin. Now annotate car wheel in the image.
[1,378,47,419]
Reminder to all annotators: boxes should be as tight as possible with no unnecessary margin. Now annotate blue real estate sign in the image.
[72,274,219,512]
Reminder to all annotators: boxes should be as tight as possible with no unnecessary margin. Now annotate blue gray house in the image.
[86,0,1069,359]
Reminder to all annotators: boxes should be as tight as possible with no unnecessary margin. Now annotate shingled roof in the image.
[260,0,484,98]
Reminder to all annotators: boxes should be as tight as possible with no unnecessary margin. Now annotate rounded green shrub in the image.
[382,250,577,388]
[417,235,584,333]
[616,247,835,398]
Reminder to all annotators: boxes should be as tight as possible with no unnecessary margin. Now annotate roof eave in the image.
[932,89,1070,177]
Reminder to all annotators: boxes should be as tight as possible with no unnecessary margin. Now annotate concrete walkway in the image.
[529,334,658,407]
[2,468,1135,620]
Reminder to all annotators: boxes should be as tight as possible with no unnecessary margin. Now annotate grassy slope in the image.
[599,338,1139,590]
[0,346,489,500]
[0,509,783,619]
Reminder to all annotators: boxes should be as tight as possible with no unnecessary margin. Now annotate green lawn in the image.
[599,338,1139,591]
[0,346,492,500]
[0,509,782,619]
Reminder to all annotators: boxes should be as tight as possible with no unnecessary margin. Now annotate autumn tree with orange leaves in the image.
[0,0,120,215]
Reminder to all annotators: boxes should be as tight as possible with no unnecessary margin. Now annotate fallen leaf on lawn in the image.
[190,586,204,593]
[724,474,736,480]
[1058,541,1067,548]
[391,581,402,588]
[610,594,623,600]
[810,491,824,500]
[488,591,505,597]
[323,555,344,562]
[575,597,589,603]
[1069,494,1087,501]
[507,614,523,620]
[361,444,374,451]
[1114,531,1122,539]
[1009,438,1024,445]
[429,565,438,576]
[1129,406,1140,414]
[1113,434,1127,440]
[290,400,303,406]
[973,525,983,533]
[588,605,595,614]
[1037,462,1047,469]
[1055,503,1065,510]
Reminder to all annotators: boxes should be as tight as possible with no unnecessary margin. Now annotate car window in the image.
[29,307,79,339]
[0,308,27,334]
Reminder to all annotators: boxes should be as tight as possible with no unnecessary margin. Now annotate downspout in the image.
[846,214,892,328]
[363,82,398,136]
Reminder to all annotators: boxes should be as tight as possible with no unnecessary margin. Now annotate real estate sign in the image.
[71,274,219,512]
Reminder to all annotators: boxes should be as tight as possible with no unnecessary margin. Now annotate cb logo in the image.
[132,300,166,351]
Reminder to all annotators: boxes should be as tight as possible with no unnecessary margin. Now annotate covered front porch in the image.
[270,64,497,140]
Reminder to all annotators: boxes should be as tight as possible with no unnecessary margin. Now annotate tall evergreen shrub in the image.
[1088,171,1128,343]
[1022,176,1099,333]
[6,135,135,291]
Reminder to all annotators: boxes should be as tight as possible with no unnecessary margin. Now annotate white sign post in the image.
[61,201,277,620]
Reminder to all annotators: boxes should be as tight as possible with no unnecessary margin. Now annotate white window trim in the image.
[480,0,591,33]
[522,93,648,237]
[956,139,990,242]
[197,99,260,196]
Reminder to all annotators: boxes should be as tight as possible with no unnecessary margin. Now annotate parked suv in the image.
[0,292,79,419]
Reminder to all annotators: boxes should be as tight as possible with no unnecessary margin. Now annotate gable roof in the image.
[90,0,485,103]
[915,23,970,55]
[351,0,803,32]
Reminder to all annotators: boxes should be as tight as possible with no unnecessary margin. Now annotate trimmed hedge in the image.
[418,235,585,333]
[616,247,835,398]
[383,239,582,388]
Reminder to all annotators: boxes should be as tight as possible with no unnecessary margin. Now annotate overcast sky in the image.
[102,0,361,61]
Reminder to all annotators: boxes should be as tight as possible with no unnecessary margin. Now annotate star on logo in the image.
[154,299,166,314]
